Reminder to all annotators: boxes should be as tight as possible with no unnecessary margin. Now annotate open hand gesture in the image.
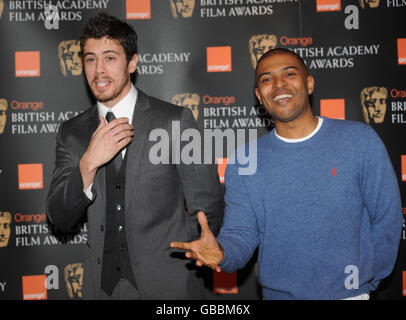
[170,211,224,272]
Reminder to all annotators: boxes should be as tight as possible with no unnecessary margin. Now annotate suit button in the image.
[97,258,101,265]
[115,184,121,190]
[100,225,104,232]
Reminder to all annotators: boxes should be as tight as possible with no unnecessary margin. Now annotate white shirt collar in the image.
[97,84,137,124]
[275,116,324,143]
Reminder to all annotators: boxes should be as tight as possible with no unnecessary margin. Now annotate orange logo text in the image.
[18,163,43,190]
[15,51,40,77]
[207,46,232,72]
[316,0,341,11]
[22,275,47,300]
[126,0,151,19]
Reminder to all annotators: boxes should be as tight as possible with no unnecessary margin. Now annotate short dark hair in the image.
[255,47,308,78]
[79,12,138,63]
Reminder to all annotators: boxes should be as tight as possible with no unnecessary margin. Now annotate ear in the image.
[306,75,314,95]
[255,87,263,105]
[128,54,138,73]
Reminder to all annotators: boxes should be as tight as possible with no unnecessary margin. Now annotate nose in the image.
[272,75,287,89]
[95,58,105,75]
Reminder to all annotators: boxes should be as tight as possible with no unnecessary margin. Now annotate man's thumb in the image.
[197,211,211,236]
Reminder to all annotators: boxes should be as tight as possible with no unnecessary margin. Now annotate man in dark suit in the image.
[46,12,224,300]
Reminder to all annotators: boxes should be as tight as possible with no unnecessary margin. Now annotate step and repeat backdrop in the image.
[0,0,405,300]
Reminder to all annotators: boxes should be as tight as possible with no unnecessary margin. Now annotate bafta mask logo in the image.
[58,40,82,77]
[172,93,200,120]
[64,263,83,299]
[249,34,278,69]
[360,86,387,124]
[0,211,12,248]
[0,99,7,134]
[170,0,195,18]
[0,0,4,20]
[359,0,380,8]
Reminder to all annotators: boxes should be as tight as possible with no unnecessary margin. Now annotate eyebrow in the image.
[257,66,299,79]
[83,50,120,57]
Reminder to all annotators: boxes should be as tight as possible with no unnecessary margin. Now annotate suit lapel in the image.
[124,90,152,209]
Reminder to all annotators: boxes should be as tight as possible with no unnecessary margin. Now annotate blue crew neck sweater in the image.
[218,117,402,300]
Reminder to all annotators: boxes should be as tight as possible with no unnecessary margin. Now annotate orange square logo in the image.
[22,275,47,300]
[316,0,341,11]
[207,46,232,72]
[213,271,238,294]
[320,99,345,120]
[18,163,43,190]
[126,0,151,19]
[402,155,406,181]
[403,271,406,296]
[397,38,406,65]
[216,158,228,184]
[15,51,40,77]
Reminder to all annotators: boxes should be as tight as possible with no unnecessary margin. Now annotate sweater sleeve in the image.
[361,127,403,291]
[217,156,260,273]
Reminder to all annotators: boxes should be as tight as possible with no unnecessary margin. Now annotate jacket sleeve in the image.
[46,122,94,233]
[361,127,403,291]
[176,107,224,237]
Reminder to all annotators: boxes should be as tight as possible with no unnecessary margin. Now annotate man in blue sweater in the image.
[171,48,403,299]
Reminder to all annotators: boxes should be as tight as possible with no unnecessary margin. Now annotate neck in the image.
[274,110,318,140]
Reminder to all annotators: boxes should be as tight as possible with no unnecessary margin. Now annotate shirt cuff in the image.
[84,183,93,200]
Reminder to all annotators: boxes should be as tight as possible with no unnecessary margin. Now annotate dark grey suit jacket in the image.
[46,90,224,299]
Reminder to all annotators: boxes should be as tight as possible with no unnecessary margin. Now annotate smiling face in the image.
[255,51,314,125]
[83,37,138,108]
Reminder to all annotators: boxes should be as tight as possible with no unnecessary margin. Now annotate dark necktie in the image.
[105,111,115,123]
[105,112,123,173]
